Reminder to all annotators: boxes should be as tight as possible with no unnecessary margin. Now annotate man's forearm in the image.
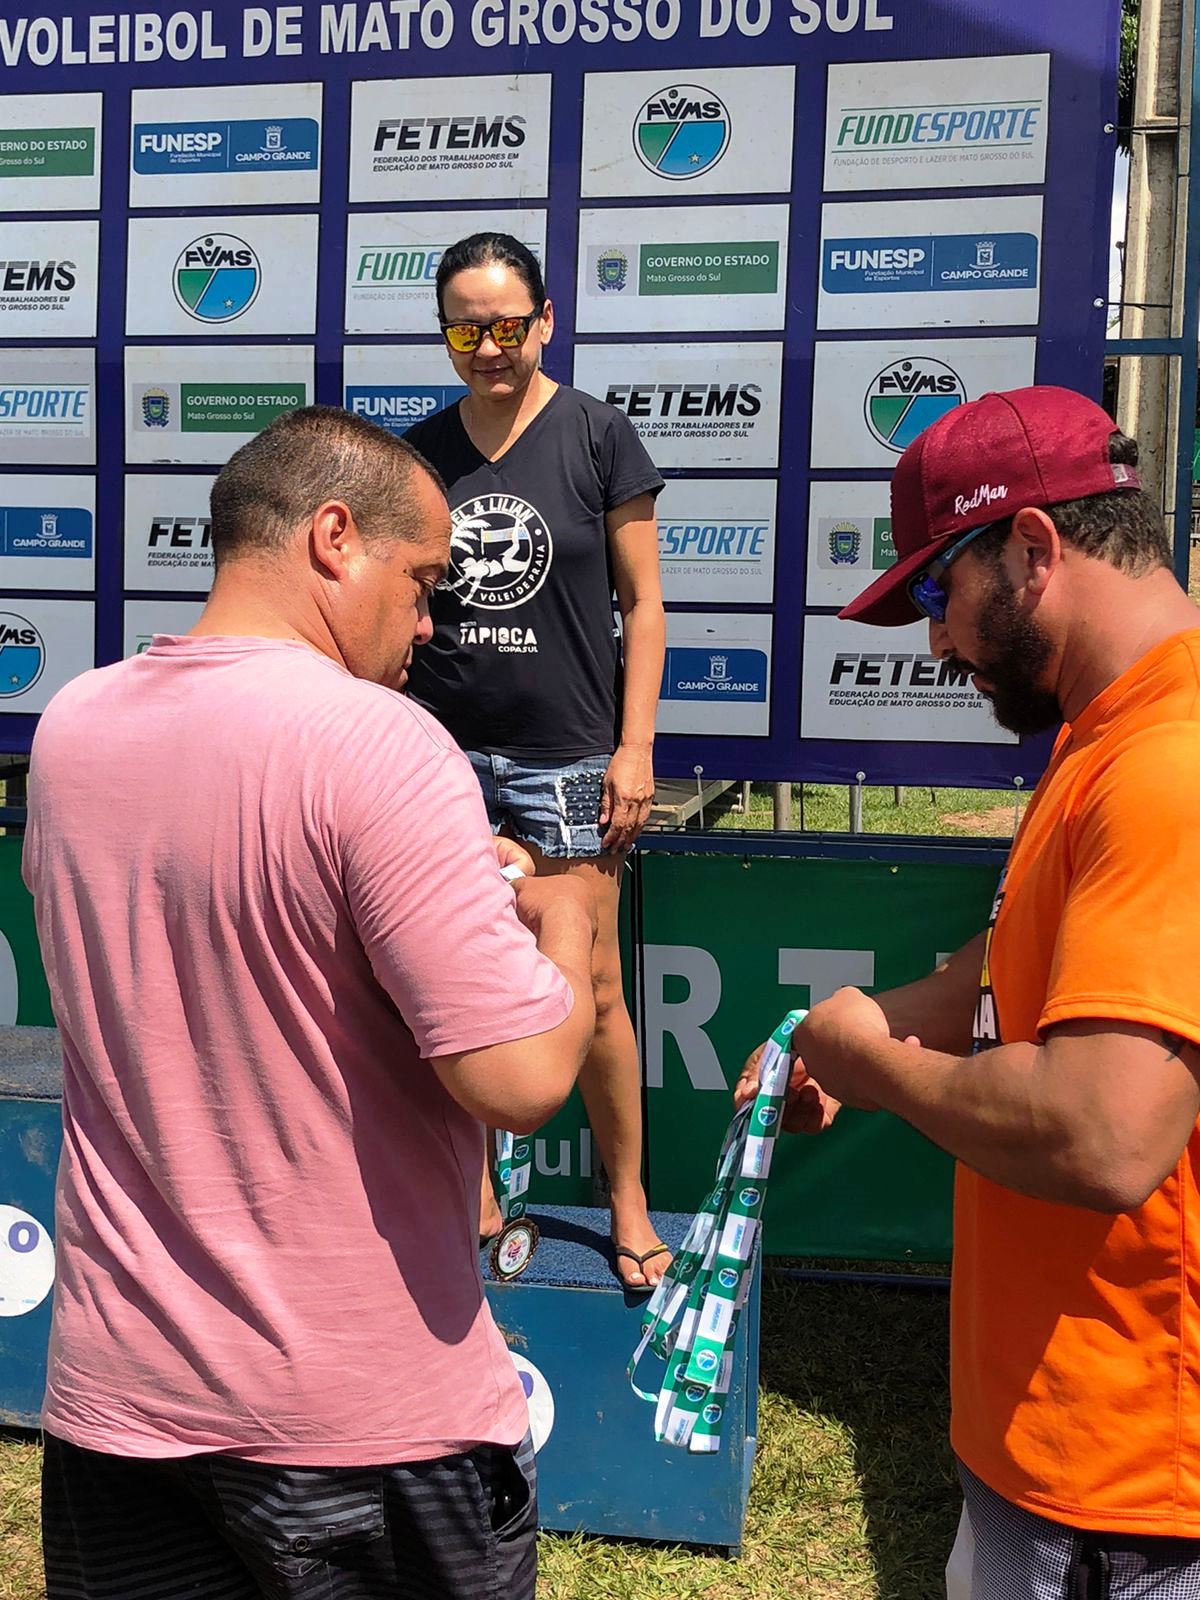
[834,1032,1110,1207]
[876,932,986,1054]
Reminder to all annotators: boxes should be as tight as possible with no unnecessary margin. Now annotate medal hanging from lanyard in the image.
[627,1009,803,1451]
[489,1128,540,1281]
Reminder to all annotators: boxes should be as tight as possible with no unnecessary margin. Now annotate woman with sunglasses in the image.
[405,232,670,1290]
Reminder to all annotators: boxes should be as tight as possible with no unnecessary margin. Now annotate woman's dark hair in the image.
[435,232,547,320]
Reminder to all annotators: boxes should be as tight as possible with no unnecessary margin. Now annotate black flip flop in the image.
[613,1242,672,1293]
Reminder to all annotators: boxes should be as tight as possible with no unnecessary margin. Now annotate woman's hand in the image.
[600,743,655,852]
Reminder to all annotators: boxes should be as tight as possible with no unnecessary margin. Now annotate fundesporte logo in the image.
[446,492,552,610]
[0,612,45,698]
[864,357,965,452]
[173,234,260,324]
[833,99,1042,155]
[634,84,730,180]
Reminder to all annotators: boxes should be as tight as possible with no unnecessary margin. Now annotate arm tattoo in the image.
[1161,1030,1187,1062]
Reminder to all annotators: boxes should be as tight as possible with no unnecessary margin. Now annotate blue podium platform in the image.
[0,1027,60,1429]
[483,1205,760,1552]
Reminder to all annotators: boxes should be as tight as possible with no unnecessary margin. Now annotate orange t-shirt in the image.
[952,628,1200,1535]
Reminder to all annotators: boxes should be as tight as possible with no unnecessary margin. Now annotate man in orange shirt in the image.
[749,387,1200,1596]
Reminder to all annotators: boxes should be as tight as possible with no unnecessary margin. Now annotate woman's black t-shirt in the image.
[405,385,663,760]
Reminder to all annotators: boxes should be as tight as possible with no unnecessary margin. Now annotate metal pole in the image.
[1118,0,1182,516]
[849,771,866,833]
[1173,0,1200,583]
[772,782,793,830]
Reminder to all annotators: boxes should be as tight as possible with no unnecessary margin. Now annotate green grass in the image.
[707,783,1026,839]
[0,1273,954,1600]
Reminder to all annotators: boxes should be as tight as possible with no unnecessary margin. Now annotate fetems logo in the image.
[173,234,260,324]
[864,358,965,452]
[0,612,45,698]
[635,85,730,180]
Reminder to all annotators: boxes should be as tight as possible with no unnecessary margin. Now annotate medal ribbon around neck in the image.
[627,1009,804,1452]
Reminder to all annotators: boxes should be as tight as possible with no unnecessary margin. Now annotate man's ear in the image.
[1010,507,1061,598]
[310,500,357,580]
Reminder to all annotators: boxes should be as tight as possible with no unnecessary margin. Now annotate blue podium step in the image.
[483,1205,759,1551]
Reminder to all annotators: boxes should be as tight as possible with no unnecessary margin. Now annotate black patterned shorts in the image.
[42,1429,538,1600]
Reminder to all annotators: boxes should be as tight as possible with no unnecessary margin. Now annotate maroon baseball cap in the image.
[838,386,1141,628]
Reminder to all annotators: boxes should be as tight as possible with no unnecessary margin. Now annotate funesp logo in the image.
[635,85,729,179]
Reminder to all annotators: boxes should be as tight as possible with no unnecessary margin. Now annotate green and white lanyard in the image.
[627,1008,804,1452]
[493,1128,533,1223]
[488,862,541,1279]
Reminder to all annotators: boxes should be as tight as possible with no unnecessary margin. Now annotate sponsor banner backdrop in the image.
[0,92,101,213]
[345,210,546,336]
[580,66,796,198]
[658,613,772,738]
[129,82,322,207]
[801,616,1019,746]
[0,599,94,716]
[0,221,99,339]
[126,346,314,466]
[342,346,467,437]
[123,599,206,658]
[0,0,1120,781]
[573,343,783,470]
[349,75,551,203]
[658,480,777,605]
[576,205,789,334]
[123,475,216,592]
[126,215,319,337]
[0,474,95,593]
[809,337,1037,470]
[818,196,1044,331]
[806,481,893,609]
[825,54,1051,192]
[0,349,94,468]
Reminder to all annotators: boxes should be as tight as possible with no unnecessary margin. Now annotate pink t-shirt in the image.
[22,635,572,1464]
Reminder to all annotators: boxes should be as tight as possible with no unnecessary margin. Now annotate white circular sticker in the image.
[510,1352,555,1453]
[0,1204,54,1317]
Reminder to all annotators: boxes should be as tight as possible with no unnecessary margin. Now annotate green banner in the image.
[635,851,1000,1260]
[0,127,95,178]
[0,833,1001,1258]
[180,385,306,432]
[639,243,779,297]
[0,837,52,1027]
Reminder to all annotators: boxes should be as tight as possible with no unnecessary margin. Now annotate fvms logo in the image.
[173,234,261,324]
[635,85,730,180]
[0,612,45,698]
[864,358,965,453]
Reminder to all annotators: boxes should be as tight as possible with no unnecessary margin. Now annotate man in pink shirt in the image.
[23,405,596,1600]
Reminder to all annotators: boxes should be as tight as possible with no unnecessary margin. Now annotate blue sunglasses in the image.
[907,522,999,623]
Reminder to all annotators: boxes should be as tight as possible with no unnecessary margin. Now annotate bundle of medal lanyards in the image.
[628,1008,805,1452]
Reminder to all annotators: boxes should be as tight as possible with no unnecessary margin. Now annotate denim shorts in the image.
[467,751,611,859]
